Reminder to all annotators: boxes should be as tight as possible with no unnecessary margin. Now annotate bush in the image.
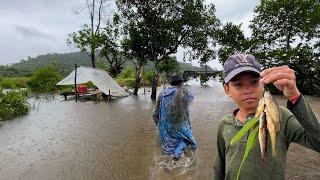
[117,78,135,88]
[0,90,29,121]
[0,77,29,89]
[27,66,62,92]
[116,67,136,87]
[117,66,135,79]
[141,71,155,86]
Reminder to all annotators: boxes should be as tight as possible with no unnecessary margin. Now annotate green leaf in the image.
[230,117,259,145]
[236,126,259,180]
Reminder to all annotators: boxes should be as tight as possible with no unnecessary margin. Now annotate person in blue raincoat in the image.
[152,74,197,161]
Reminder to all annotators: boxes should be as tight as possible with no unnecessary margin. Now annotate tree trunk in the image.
[133,66,142,96]
[286,32,291,51]
[151,74,159,100]
[91,51,96,68]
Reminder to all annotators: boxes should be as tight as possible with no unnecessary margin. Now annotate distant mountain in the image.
[0,51,215,77]
[11,52,92,76]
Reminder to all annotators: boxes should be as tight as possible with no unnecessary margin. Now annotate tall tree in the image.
[68,0,108,68]
[117,0,220,98]
[216,22,253,65]
[250,0,320,95]
[99,13,128,77]
[156,56,180,77]
[250,0,320,65]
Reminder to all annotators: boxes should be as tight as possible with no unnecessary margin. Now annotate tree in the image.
[156,56,180,77]
[250,0,320,95]
[99,13,128,77]
[216,22,253,65]
[68,0,108,68]
[117,0,220,98]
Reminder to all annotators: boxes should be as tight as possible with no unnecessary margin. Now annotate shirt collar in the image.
[232,108,255,127]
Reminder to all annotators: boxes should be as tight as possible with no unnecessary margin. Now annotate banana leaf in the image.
[236,126,259,180]
[230,117,259,145]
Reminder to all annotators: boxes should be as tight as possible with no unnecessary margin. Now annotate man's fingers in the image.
[260,65,300,98]
[261,71,294,84]
[273,79,291,90]
[260,65,290,77]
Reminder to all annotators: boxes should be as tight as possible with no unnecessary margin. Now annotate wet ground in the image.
[0,80,319,179]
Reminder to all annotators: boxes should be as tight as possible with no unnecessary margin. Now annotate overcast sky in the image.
[0,0,259,68]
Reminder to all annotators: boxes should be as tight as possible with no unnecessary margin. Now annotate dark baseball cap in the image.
[170,74,184,85]
[223,53,261,83]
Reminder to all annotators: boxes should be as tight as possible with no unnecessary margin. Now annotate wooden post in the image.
[108,89,111,102]
[75,64,78,102]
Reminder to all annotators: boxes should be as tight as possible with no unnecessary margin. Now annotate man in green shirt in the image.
[213,53,320,180]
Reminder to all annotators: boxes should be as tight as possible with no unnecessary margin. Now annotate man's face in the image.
[224,72,264,111]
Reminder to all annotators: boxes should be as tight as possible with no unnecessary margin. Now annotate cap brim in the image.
[170,80,185,85]
[224,66,261,83]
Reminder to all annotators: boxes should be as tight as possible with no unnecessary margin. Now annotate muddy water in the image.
[0,81,319,180]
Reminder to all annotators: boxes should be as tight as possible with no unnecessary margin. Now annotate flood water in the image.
[0,80,319,180]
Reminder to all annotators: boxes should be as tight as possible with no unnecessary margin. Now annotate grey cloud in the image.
[206,0,259,20]
[1,0,253,65]
[14,24,55,40]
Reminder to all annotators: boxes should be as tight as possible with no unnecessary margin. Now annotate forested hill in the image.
[10,52,92,76]
[1,52,215,77]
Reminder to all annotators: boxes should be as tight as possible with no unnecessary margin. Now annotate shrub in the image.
[27,66,62,92]
[117,78,135,88]
[116,67,136,88]
[0,90,29,121]
[141,71,155,86]
[117,66,135,79]
[0,77,29,89]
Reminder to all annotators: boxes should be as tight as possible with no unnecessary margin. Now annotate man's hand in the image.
[260,65,300,99]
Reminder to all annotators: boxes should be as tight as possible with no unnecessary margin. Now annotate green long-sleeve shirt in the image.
[213,95,320,180]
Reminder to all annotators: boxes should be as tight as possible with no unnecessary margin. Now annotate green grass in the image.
[0,77,29,89]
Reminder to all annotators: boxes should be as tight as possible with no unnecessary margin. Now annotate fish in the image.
[264,91,280,132]
[255,91,280,157]
[258,111,268,159]
[266,110,277,156]
[254,98,265,118]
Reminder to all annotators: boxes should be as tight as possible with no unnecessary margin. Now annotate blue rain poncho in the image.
[152,86,197,158]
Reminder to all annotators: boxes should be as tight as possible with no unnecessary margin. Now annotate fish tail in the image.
[269,129,277,157]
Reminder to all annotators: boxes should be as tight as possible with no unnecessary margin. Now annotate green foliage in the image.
[116,66,157,87]
[27,66,62,92]
[0,77,29,89]
[230,117,260,180]
[116,66,136,87]
[67,24,101,68]
[230,117,259,145]
[250,0,320,96]
[96,58,110,70]
[141,70,155,86]
[100,13,128,77]
[236,126,259,180]
[0,65,22,77]
[118,0,220,95]
[117,66,135,79]
[250,0,319,50]
[216,23,253,64]
[216,0,320,96]
[8,52,91,77]
[156,56,180,75]
[0,90,29,121]
[119,0,220,64]
[67,0,109,68]
[117,78,135,88]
